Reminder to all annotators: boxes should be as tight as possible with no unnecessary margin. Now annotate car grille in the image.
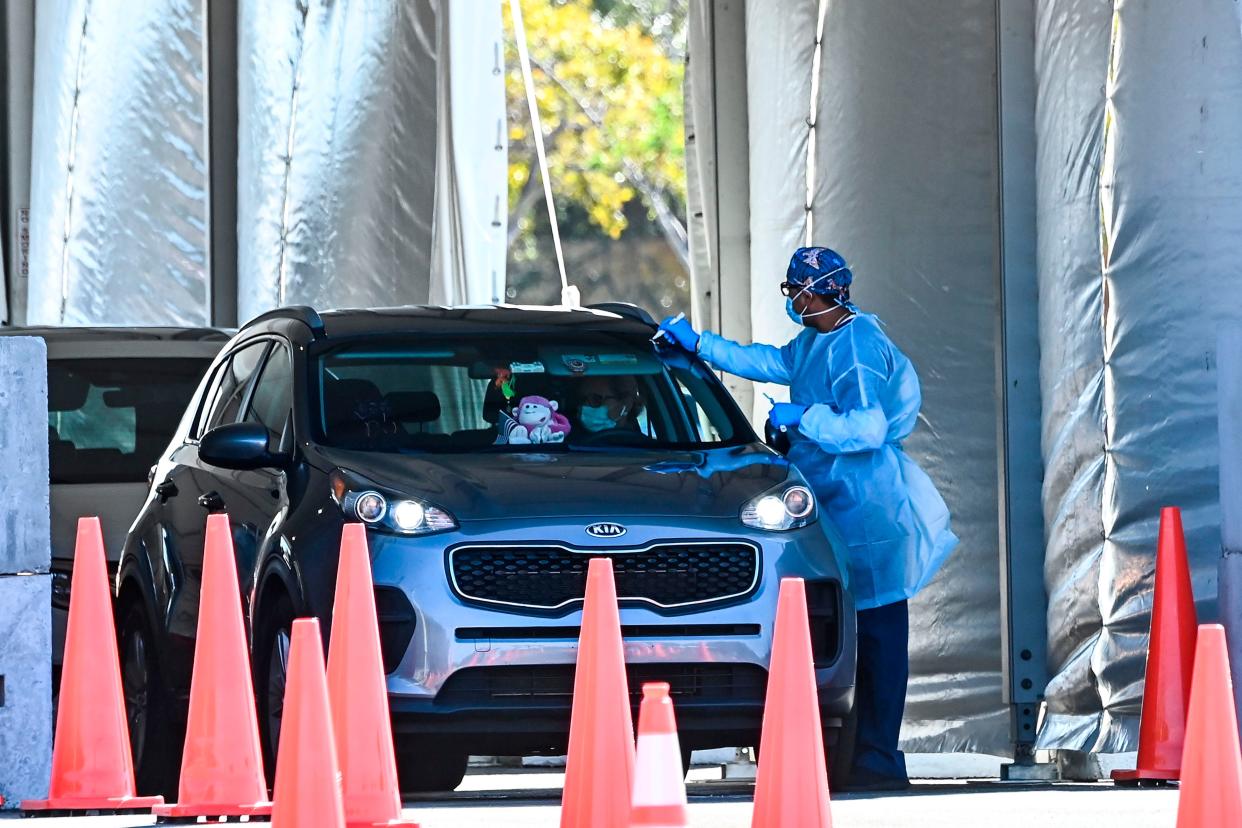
[435,663,769,707]
[448,542,760,610]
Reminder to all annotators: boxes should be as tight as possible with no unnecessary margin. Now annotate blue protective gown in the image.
[699,315,958,610]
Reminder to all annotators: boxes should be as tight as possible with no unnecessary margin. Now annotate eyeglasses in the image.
[779,282,802,297]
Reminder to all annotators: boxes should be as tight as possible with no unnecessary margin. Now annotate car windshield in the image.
[311,333,753,453]
[48,358,212,484]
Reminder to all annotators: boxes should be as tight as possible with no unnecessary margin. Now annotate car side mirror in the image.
[199,422,290,471]
[764,419,791,456]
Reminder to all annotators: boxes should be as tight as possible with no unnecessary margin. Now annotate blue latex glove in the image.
[769,402,808,431]
[658,315,700,352]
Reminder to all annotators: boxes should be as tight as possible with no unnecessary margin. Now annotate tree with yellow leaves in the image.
[505,0,688,273]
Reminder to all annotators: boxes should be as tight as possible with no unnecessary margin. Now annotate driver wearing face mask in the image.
[575,375,641,433]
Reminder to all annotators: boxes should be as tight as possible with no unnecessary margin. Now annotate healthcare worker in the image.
[658,246,958,791]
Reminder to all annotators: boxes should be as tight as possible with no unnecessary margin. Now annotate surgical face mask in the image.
[580,405,618,432]
[787,265,854,322]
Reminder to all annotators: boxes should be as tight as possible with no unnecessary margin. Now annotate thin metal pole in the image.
[2,0,35,325]
[994,0,1050,773]
[205,0,239,327]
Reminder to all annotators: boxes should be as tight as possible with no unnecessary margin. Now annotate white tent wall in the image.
[1035,0,1242,752]
[236,0,440,320]
[431,0,508,306]
[26,0,210,326]
[21,1,501,326]
[685,0,753,415]
[742,0,815,422]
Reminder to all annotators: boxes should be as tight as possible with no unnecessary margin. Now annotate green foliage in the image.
[505,0,687,243]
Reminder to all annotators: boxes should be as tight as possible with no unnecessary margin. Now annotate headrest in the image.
[386,391,442,424]
[48,371,90,412]
[324,378,385,425]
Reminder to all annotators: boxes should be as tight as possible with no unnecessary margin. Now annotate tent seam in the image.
[275,0,312,306]
[57,0,93,323]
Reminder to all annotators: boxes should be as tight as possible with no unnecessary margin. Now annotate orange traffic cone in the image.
[153,514,271,820]
[629,683,688,828]
[560,557,635,828]
[1175,625,1242,827]
[22,518,164,813]
[1113,506,1199,784]
[752,578,832,828]
[271,618,345,828]
[327,524,418,827]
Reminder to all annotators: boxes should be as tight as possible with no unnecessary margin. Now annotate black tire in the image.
[396,745,469,793]
[680,745,694,779]
[254,592,297,784]
[825,703,859,791]
[118,601,178,798]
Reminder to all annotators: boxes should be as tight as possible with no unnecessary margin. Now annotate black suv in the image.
[115,304,855,795]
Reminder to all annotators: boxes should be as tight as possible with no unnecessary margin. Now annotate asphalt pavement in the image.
[0,767,1182,827]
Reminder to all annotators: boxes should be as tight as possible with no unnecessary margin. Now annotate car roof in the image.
[0,325,230,343]
[245,304,659,341]
[0,326,230,360]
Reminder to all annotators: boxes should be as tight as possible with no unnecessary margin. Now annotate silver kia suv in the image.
[115,303,855,795]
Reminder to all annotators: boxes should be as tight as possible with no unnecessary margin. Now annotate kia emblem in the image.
[586,522,627,539]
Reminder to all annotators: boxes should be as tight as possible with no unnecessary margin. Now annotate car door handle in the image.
[154,480,178,502]
[198,491,225,512]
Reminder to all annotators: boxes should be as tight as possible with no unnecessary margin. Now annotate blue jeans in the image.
[852,599,909,780]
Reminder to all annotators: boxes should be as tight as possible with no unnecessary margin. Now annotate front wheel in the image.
[118,601,178,797]
[254,593,297,783]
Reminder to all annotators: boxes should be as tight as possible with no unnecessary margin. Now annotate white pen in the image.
[652,311,685,344]
[765,393,788,432]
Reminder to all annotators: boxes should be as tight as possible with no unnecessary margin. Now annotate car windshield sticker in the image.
[509,361,545,374]
[598,353,639,365]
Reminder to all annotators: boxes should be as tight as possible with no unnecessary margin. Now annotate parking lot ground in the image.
[0,767,1181,827]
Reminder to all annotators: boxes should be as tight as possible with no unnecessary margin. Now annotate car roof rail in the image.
[585,302,657,326]
[243,305,325,337]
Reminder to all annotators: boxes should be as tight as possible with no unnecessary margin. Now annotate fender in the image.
[249,536,305,636]
[115,549,161,632]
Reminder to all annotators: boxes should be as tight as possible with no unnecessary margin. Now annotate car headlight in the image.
[331,470,457,536]
[741,482,817,531]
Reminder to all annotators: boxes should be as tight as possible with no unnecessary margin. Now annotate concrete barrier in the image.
[0,336,52,807]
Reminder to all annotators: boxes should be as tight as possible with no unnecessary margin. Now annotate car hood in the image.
[319,444,790,520]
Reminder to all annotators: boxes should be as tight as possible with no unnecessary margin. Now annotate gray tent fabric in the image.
[683,2,713,329]
[431,0,508,307]
[237,0,440,323]
[26,0,209,326]
[810,0,1008,755]
[1035,0,1242,752]
[729,0,1010,755]
[1031,0,1114,751]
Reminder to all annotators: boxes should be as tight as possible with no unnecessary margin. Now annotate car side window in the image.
[245,344,293,439]
[198,342,269,435]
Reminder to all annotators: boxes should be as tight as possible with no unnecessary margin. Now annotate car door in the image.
[156,341,270,671]
[224,341,295,616]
